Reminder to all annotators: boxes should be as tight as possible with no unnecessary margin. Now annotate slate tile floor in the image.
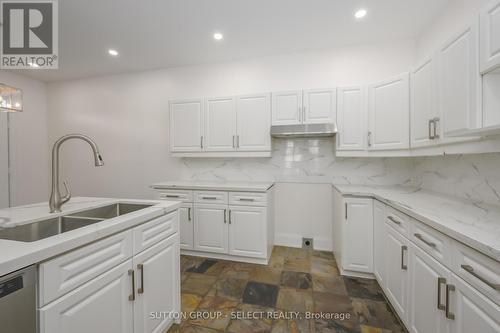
[168,246,407,333]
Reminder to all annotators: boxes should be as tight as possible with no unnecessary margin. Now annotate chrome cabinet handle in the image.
[200,136,204,148]
[165,194,180,198]
[128,269,135,301]
[229,210,232,224]
[433,117,440,139]
[345,203,348,220]
[401,245,408,271]
[239,198,255,202]
[429,119,435,139]
[188,207,191,221]
[414,233,437,248]
[237,135,240,148]
[445,284,455,320]
[137,264,144,294]
[388,216,401,225]
[224,209,227,223]
[461,265,500,290]
[233,135,236,148]
[437,277,447,311]
[367,131,372,147]
[202,196,217,200]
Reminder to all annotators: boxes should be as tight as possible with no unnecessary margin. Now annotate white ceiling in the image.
[14,0,450,82]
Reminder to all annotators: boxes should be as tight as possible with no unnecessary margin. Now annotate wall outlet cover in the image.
[302,237,313,249]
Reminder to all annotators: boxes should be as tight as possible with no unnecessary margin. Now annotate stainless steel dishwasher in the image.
[0,265,37,333]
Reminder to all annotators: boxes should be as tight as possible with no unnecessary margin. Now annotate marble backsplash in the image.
[179,138,414,186]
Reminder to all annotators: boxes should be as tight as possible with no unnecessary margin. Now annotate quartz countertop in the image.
[0,197,181,276]
[333,184,500,262]
[151,180,275,192]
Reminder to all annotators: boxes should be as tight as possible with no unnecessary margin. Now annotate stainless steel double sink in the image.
[0,203,153,242]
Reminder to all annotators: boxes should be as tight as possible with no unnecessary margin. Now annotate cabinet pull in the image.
[224,209,227,223]
[445,284,455,320]
[428,119,435,139]
[188,207,191,221]
[437,277,446,311]
[229,210,232,224]
[433,117,440,139]
[200,136,204,148]
[303,106,306,122]
[137,264,144,294]
[128,269,135,301]
[387,216,401,225]
[202,196,217,200]
[345,203,348,220]
[414,233,437,248]
[239,198,255,202]
[237,135,240,148]
[401,245,408,271]
[233,135,236,148]
[165,194,180,198]
[461,265,500,290]
[367,131,372,147]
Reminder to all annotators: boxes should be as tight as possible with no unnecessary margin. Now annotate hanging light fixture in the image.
[0,84,23,113]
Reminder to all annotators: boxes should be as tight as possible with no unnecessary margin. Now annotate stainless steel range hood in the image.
[270,123,338,138]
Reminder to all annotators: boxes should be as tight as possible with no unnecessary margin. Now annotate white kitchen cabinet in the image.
[373,200,386,285]
[384,224,410,322]
[133,234,180,333]
[408,244,449,333]
[179,203,194,250]
[271,90,303,125]
[342,197,373,274]
[368,73,410,150]
[194,204,228,254]
[204,96,237,151]
[236,93,271,151]
[40,260,134,333]
[303,89,336,124]
[228,206,267,258]
[169,99,204,152]
[448,273,500,333]
[480,0,500,73]
[336,86,367,151]
[438,23,481,137]
[411,58,440,148]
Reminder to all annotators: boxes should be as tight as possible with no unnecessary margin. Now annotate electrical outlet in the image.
[302,237,313,249]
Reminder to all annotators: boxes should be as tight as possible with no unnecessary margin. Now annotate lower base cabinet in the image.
[228,206,267,258]
[194,204,229,254]
[179,203,194,250]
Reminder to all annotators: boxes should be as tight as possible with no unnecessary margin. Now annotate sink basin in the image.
[0,203,153,242]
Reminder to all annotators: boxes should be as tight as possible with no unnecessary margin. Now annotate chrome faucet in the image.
[49,134,104,213]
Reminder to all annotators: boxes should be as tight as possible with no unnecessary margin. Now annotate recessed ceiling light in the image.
[355,9,367,19]
[213,33,223,41]
[108,49,119,56]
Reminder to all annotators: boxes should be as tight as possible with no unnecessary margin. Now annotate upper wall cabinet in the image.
[169,93,271,157]
[169,99,204,152]
[480,0,500,73]
[368,73,410,150]
[438,22,482,137]
[271,89,336,126]
[337,86,367,151]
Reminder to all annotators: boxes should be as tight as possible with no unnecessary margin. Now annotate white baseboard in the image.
[274,233,332,252]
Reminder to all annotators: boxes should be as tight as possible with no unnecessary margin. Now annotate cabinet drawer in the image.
[194,191,228,204]
[452,242,500,305]
[229,192,268,206]
[133,211,178,255]
[157,190,193,202]
[385,206,411,236]
[410,219,452,266]
[39,230,133,306]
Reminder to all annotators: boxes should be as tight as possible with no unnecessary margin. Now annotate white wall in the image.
[416,0,490,60]
[0,114,8,208]
[0,71,49,206]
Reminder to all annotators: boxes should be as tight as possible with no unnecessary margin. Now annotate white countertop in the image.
[333,184,500,262]
[151,180,275,192]
[0,197,181,276]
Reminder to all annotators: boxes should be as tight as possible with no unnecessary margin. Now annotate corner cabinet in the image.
[368,73,410,150]
[480,0,500,73]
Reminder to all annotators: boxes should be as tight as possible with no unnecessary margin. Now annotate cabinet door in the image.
[384,225,410,322]
[228,206,267,258]
[343,198,373,273]
[303,89,336,124]
[368,73,410,150]
[40,260,134,333]
[411,58,439,148]
[408,244,450,333]
[448,274,500,333]
[438,23,481,137]
[194,204,228,254]
[179,203,194,250]
[337,86,367,151]
[169,99,203,152]
[236,93,271,151]
[134,234,180,333]
[480,0,500,73]
[204,96,236,151]
[373,200,386,285]
[271,91,302,125]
